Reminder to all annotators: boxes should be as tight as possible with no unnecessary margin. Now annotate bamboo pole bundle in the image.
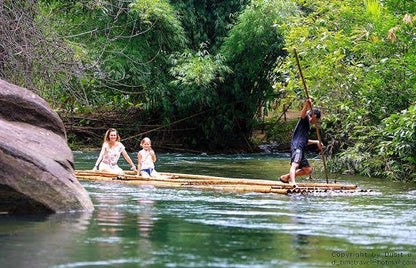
[75,172,288,194]
[76,174,185,188]
[159,172,236,181]
[159,172,357,189]
[75,170,359,195]
[76,171,121,177]
[179,184,288,194]
[76,170,357,188]
[76,170,357,189]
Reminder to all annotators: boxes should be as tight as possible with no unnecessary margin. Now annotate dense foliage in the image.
[277,0,416,181]
[170,0,250,52]
[2,0,416,180]
[39,0,189,109]
[34,0,294,151]
[0,0,78,104]
[217,0,297,147]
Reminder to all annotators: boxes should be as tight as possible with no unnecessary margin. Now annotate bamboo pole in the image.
[293,48,329,183]
[75,170,357,191]
[159,172,233,181]
[75,173,289,194]
[77,174,359,194]
[78,175,360,194]
[158,173,357,189]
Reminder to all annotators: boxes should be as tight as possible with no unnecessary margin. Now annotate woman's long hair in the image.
[103,128,121,144]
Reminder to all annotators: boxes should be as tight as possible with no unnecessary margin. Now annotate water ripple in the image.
[53,258,142,268]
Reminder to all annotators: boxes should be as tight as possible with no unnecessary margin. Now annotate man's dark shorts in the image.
[290,148,310,168]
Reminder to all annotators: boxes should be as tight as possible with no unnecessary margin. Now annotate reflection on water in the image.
[0,212,92,267]
[1,152,416,267]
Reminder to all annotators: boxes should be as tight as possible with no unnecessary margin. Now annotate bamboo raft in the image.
[75,170,372,195]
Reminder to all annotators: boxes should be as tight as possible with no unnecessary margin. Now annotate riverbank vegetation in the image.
[277,0,416,181]
[1,0,415,181]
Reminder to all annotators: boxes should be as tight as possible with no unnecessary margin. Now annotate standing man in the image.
[280,99,322,185]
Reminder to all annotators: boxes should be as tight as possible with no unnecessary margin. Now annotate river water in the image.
[1,152,416,267]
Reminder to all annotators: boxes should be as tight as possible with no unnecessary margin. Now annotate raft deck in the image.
[75,170,371,195]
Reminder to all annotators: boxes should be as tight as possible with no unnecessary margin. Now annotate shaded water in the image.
[1,152,416,267]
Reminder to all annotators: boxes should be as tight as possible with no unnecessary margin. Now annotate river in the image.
[1,151,416,267]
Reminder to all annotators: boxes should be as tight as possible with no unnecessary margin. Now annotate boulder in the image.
[0,79,94,214]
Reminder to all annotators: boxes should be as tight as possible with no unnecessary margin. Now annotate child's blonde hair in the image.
[140,137,151,147]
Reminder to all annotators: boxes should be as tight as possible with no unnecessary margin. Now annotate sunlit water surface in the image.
[1,152,416,267]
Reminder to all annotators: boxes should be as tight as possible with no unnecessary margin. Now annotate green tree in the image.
[278,0,416,181]
[382,0,416,14]
[3,0,305,152]
[169,44,231,111]
[170,0,250,52]
[217,0,297,147]
[40,0,187,108]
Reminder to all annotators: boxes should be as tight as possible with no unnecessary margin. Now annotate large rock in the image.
[0,79,94,214]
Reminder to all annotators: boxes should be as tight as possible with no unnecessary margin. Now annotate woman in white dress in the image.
[92,128,137,175]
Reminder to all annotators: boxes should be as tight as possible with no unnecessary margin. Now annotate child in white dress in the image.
[137,137,159,178]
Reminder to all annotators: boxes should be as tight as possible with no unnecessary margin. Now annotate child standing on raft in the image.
[137,137,160,178]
